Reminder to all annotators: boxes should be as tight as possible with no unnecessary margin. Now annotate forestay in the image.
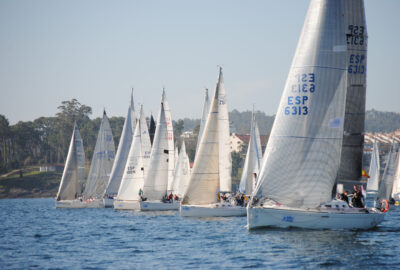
[116,105,151,201]
[366,140,380,193]
[376,141,399,202]
[84,111,116,199]
[239,111,262,195]
[57,124,85,201]
[143,102,170,201]
[337,0,367,182]
[253,0,348,208]
[171,141,191,198]
[105,92,136,197]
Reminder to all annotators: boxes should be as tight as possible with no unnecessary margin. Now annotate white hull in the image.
[139,201,180,211]
[180,203,246,217]
[84,199,105,208]
[55,199,87,209]
[104,197,114,208]
[114,200,141,210]
[247,205,385,230]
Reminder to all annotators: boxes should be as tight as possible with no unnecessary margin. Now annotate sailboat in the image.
[376,140,399,204]
[104,92,136,207]
[391,140,400,201]
[366,139,380,203]
[55,123,86,208]
[114,105,152,210]
[196,88,210,154]
[181,68,246,217]
[171,141,191,200]
[83,110,116,208]
[247,0,385,230]
[239,109,262,196]
[140,90,178,211]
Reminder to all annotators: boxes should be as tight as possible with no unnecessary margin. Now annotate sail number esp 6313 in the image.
[285,73,315,116]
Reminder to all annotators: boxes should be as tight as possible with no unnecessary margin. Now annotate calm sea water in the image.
[1,198,400,269]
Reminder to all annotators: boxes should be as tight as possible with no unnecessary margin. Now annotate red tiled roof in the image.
[234,134,269,146]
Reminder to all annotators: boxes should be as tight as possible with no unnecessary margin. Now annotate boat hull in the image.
[84,199,105,208]
[114,200,141,210]
[180,203,246,217]
[247,206,385,230]
[55,200,87,209]
[139,201,180,211]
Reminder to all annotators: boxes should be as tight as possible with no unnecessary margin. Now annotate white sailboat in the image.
[366,139,380,202]
[171,140,191,199]
[196,88,210,154]
[140,91,179,211]
[391,142,400,201]
[83,110,116,208]
[247,0,385,230]
[114,105,152,210]
[239,109,262,196]
[55,123,86,208]
[104,91,136,207]
[181,68,246,217]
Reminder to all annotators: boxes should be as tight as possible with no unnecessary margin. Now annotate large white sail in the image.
[239,112,262,195]
[217,69,232,192]
[366,140,380,193]
[162,90,175,193]
[172,141,191,198]
[376,141,399,202]
[253,0,348,208]
[57,124,85,201]
[116,105,151,201]
[142,101,170,201]
[84,111,116,199]
[183,75,220,205]
[196,88,210,153]
[337,0,368,182]
[105,93,135,197]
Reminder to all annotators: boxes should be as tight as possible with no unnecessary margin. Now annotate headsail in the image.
[239,110,262,195]
[105,92,136,197]
[337,0,368,183]
[162,90,175,192]
[172,141,191,198]
[376,141,399,202]
[142,100,170,200]
[196,88,210,154]
[84,111,116,199]
[253,0,348,208]
[366,139,380,193]
[57,124,85,201]
[116,105,151,201]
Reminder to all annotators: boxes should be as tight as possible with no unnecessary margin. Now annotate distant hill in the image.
[180,109,400,135]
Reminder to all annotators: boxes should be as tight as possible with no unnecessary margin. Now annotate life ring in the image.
[380,199,389,213]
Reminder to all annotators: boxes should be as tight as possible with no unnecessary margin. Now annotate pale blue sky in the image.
[0,0,398,124]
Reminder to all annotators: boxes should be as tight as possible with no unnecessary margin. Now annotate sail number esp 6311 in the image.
[285,73,315,116]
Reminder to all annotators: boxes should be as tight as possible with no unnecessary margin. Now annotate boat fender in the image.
[380,199,389,213]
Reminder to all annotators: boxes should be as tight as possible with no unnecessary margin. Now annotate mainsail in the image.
[183,68,231,205]
[56,124,85,201]
[84,111,116,199]
[142,101,170,200]
[162,90,175,192]
[116,105,151,201]
[105,92,135,197]
[376,141,399,202]
[366,139,380,193]
[171,141,191,198]
[337,0,368,183]
[253,0,348,208]
[196,88,210,154]
[239,111,262,195]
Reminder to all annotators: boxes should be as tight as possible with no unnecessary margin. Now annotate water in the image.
[1,198,399,269]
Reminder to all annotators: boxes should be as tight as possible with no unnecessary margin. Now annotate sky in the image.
[0,0,399,124]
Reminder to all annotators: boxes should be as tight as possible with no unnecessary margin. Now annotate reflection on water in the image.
[0,198,399,269]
